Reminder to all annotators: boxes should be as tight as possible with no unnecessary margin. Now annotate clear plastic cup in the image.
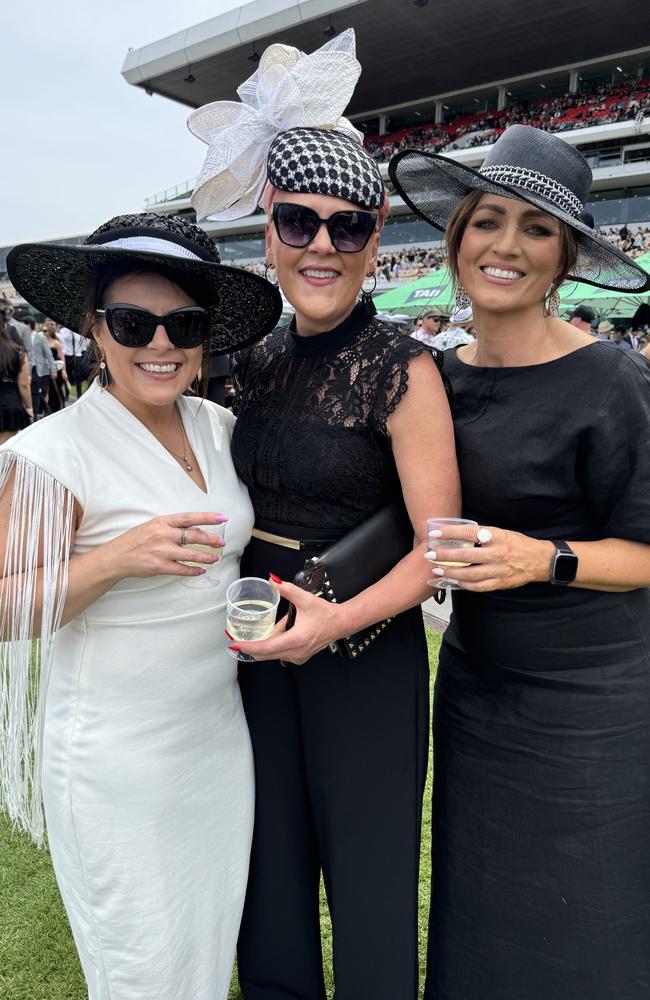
[426,517,478,590]
[225,577,280,661]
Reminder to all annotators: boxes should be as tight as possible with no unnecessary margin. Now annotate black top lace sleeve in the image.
[231,304,444,530]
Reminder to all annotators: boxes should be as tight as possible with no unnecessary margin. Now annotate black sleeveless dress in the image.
[231,304,434,1000]
[426,343,650,1000]
[0,343,29,432]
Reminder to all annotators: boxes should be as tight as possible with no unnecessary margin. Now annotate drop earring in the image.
[99,354,109,389]
[360,271,377,320]
[264,261,278,285]
[545,282,561,316]
[454,285,471,311]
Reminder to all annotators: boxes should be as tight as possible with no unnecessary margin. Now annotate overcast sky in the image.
[1,1,248,246]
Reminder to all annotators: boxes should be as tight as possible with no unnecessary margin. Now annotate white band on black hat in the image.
[480,165,584,218]
[99,236,203,261]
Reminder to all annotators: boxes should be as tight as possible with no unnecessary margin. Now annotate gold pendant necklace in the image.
[165,405,194,473]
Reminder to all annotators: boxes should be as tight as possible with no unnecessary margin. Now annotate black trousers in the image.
[237,536,430,1000]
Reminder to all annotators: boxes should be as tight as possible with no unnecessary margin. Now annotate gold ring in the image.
[179,527,188,547]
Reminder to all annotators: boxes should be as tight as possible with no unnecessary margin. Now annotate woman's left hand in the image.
[226,580,346,665]
[425,523,555,592]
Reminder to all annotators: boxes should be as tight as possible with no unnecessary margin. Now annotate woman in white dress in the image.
[1,213,282,1000]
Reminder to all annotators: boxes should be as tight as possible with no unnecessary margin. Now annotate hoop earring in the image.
[98,354,109,390]
[264,261,278,286]
[360,271,377,320]
[454,285,471,311]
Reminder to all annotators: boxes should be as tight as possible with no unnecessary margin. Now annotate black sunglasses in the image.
[272,202,377,253]
[96,304,210,348]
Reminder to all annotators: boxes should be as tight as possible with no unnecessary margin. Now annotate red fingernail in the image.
[228,645,241,652]
[269,572,282,584]
[225,629,234,640]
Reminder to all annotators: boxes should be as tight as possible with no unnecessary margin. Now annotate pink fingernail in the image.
[213,514,229,523]
[432,567,445,576]
[428,550,437,560]
[429,529,442,537]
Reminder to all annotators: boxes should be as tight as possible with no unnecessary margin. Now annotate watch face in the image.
[553,551,578,584]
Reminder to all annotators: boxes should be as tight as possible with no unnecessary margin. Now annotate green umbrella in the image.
[375,265,650,320]
[374,267,457,316]
[558,278,650,319]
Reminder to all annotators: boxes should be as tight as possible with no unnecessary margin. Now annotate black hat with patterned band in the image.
[7,212,283,355]
[389,124,648,292]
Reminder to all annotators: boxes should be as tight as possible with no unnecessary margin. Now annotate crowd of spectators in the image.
[602,223,650,259]
[364,77,650,163]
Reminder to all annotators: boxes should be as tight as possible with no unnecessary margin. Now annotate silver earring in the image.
[360,272,377,319]
[454,285,471,310]
[264,261,277,286]
[545,284,561,316]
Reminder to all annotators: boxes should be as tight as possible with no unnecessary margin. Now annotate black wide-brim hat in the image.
[7,212,283,355]
[389,125,648,292]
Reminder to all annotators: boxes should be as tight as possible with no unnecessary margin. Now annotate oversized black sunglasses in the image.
[96,304,210,348]
[272,202,377,253]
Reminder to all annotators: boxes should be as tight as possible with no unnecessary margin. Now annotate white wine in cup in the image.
[179,522,226,589]
[426,517,478,590]
[226,577,280,661]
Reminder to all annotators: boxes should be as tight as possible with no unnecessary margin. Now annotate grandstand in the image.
[4,0,650,304]
[116,0,650,292]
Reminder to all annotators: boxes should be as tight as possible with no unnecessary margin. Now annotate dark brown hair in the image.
[80,263,211,396]
[445,190,579,312]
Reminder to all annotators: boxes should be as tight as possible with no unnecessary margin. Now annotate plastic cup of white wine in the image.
[426,517,478,590]
[225,577,280,661]
[179,522,226,589]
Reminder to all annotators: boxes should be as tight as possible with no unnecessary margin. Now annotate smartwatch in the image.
[549,540,578,586]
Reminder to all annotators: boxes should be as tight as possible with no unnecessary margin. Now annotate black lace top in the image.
[231,304,435,530]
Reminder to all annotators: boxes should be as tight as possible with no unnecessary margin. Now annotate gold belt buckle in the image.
[251,527,301,550]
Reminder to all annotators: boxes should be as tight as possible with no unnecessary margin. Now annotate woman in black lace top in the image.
[228,127,459,1000]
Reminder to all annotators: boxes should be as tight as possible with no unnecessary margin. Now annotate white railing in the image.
[145,178,196,207]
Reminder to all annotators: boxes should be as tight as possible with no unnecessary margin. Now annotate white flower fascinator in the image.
[188,28,364,222]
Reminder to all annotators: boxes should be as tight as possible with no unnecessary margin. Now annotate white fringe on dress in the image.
[0,452,74,844]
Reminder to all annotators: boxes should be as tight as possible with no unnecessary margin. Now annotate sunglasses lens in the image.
[328,212,376,252]
[108,307,155,346]
[165,309,209,347]
[275,204,319,247]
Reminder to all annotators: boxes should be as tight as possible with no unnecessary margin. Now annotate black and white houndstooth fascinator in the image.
[389,124,648,291]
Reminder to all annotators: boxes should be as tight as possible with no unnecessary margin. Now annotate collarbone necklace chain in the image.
[163,405,194,473]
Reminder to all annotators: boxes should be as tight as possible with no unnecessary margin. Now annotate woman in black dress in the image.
[189,31,459,1000]
[43,319,69,412]
[390,124,650,1000]
[0,303,32,442]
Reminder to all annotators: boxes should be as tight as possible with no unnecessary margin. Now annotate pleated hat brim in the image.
[389,148,649,292]
[7,243,283,355]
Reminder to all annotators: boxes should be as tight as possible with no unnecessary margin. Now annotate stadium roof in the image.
[122,0,650,116]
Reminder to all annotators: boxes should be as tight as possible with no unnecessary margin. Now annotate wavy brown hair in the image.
[445,190,579,314]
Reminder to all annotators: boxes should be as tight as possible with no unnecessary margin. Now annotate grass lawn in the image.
[0,631,440,1000]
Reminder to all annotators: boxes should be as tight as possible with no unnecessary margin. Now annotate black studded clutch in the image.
[290,502,414,659]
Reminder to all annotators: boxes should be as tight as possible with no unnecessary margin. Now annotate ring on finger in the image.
[476,527,493,546]
[179,527,188,547]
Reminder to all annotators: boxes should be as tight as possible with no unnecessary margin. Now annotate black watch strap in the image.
[550,540,578,586]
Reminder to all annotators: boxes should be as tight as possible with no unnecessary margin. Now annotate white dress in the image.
[1,382,255,999]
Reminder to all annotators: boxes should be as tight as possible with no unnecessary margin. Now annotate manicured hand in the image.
[99,512,228,582]
[229,579,345,666]
[424,522,555,592]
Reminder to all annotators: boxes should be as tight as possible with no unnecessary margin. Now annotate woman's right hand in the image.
[99,512,227,582]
